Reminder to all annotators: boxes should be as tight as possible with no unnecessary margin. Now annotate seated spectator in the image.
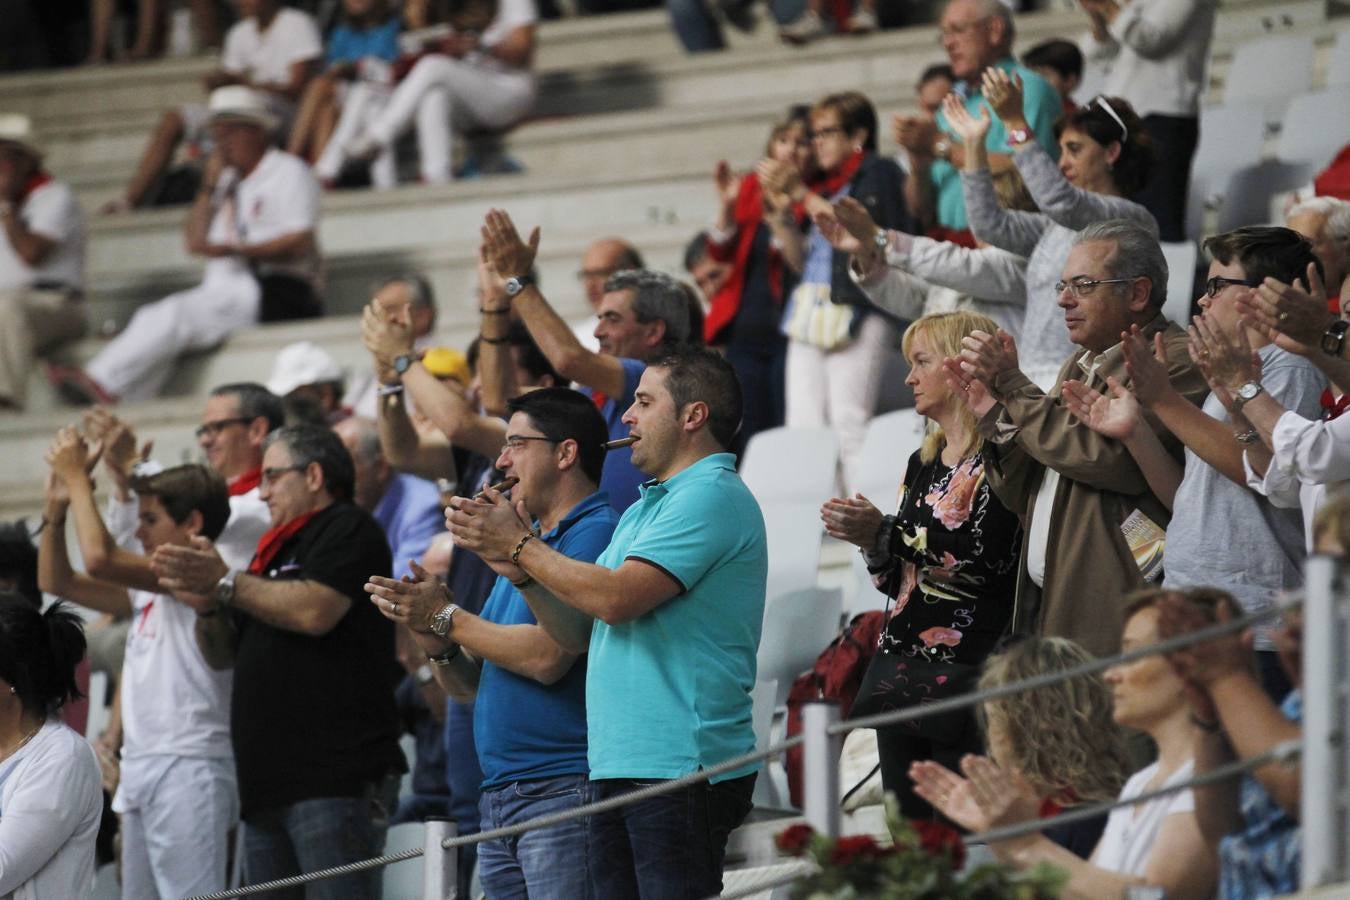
[572,238,645,352]
[104,0,321,212]
[267,340,351,425]
[1285,197,1350,309]
[778,0,878,44]
[664,0,795,54]
[336,0,537,187]
[287,0,401,165]
[0,596,102,899]
[37,435,237,900]
[1021,38,1083,111]
[87,0,162,63]
[53,88,322,405]
[0,115,86,412]
[915,63,955,118]
[702,109,813,452]
[1079,0,1216,241]
[822,311,1023,817]
[913,591,1217,898]
[949,220,1207,656]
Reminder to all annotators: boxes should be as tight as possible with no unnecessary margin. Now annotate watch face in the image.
[1239,383,1261,401]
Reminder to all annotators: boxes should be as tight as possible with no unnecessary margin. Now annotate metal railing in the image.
[187,557,1346,900]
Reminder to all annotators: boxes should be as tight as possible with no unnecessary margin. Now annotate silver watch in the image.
[1232,381,1264,413]
[872,229,889,253]
[213,569,240,608]
[430,601,459,638]
[503,274,536,297]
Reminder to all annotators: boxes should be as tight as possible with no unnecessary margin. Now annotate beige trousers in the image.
[0,286,87,409]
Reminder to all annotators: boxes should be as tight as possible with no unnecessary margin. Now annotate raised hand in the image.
[361,300,413,380]
[446,489,534,562]
[152,535,228,596]
[46,426,95,485]
[942,357,997,417]
[893,113,938,158]
[1156,592,1253,690]
[480,208,541,282]
[819,494,884,548]
[1062,376,1141,441]
[756,158,805,204]
[833,196,882,246]
[1188,314,1261,410]
[959,329,1020,386]
[909,760,993,833]
[980,67,1026,127]
[941,92,991,145]
[1120,326,1172,407]
[1237,263,1334,358]
[476,243,508,311]
[714,160,741,209]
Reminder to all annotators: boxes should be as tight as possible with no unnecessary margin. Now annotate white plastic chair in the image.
[381,822,425,899]
[1185,103,1269,241]
[1223,33,1316,120]
[749,678,791,809]
[852,409,926,511]
[739,426,839,505]
[761,501,826,604]
[84,670,110,743]
[757,585,843,710]
[1275,86,1350,178]
[1160,241,1199,326]
[1326,27,1350,87]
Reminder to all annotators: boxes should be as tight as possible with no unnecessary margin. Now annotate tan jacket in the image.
[976,314,1210,657]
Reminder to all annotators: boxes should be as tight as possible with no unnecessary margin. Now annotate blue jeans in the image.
[241,774,399,900]
[585,773,756,899]
[477,774,591,900]
[666,0,804,52]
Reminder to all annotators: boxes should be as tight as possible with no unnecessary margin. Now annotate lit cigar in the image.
[604,436,638,451]
[474,476,519,500]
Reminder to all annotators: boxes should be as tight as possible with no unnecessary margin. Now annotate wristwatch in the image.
[503,274,536,297]
[1005,127,1032,147]
[1232,381,1264,413]
[430,601,460,638]
[872,229,889,254]
[932,138,951,161]
[392,354,414,378]
[1321,320,1350,357]
[213,568,240,608]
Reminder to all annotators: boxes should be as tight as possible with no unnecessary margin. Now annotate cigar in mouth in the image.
[604,436,639,451]
[474,476,519,500]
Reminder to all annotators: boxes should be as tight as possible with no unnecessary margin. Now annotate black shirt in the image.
[231,500,405,818]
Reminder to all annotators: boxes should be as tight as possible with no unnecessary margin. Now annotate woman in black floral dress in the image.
[822,310,1022,817]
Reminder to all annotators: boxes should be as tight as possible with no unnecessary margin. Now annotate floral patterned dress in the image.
[866,446,1023,666]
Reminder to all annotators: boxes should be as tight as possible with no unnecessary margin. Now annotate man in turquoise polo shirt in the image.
[447,344,768,899]
[898,0,1060,235]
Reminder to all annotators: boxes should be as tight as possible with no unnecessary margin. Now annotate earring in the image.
[7,686,14,694]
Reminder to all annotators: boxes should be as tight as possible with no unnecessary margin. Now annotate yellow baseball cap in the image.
[421,347,470,385]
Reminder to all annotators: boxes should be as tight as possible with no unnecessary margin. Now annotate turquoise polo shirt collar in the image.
[953,56,1019,100]
[539,490,612,543]
[637,452,739,499]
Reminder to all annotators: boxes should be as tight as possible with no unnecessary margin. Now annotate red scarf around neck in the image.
[247,509,320,575]
[806,149,865,199]
[18,171,52,203]
[228,467,262,497]
[1321,389,1349,421]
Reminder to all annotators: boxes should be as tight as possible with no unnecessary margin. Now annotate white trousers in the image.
[313,81,399,188]
[0,286,86,407]
[785,312,896,493]
[86,272,259,401]
[366,55,536,184]
[116,755,239,900]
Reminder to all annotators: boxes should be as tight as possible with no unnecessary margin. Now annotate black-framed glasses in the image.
[1054,276,1142,299]
[499,435,559,456]
[810,125,846,141]
[194,417,252,439]
[1205,276,1262,298]
[261,464,308,486]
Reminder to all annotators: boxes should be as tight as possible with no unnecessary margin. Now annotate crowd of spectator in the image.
[3,0,1350,898]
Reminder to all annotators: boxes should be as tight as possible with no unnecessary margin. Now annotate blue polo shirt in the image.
[586,453,767,782]
[373,473,445,580]
[931,57,1061,231]
[325,17,400,66]
[474,491,619,789]
[580,356,648,512]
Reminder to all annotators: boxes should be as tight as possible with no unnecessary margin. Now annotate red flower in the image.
[914,820,966,870]
[775,823,815,855]
[828,834,885,865]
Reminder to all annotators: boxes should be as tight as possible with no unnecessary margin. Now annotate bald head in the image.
[331,416,389,511]
[580,238,644,310]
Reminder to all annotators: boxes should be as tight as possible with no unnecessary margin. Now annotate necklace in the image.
[0,724,40,764]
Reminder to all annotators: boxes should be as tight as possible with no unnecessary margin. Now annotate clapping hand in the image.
[45,426,100,486]
[941,357,996,417]
[481,209,541,282]
[445,487,534,562]
[812,211,863,255]
[361,300,413,381]
[941,93,991,145]
[1062,376,1141,441]
[1236,263,1335,358]
[151,536,228,598]
[366,560,453,634]
[959,329,1020,385]
[756,158,805,204]
[980,68,1026,127]
[893,113,938,159]
[1188,314,1261,411]
[819,494,884,549]
[1120,326,1173,407]
[714,161,741,209]
[909,760,993,833]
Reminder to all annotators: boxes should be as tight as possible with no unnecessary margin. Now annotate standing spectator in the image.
[87,0,163,63]
[952,221,1207,656]
[894,0,1060,238]
[192,383,281,569]
[821,311,1022,817]
[1021,38,1083,111]
[54,88,322,405]
[758,90,913,488]
[702,109,813,453]
[0,597,101,898]
[572,239,645,352]
[448,346,767,899]
[339,0,538,187]
[104,0,321,212]
[151,425,405,899]
[915,64,956,118]
[0,115,86,412]
[1081,0,1217,241]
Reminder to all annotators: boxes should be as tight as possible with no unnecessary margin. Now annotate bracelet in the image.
[480,307,509,315]
[1190,713,1223,734]
[511,532,535,566]
[1234,428,1260,445]
[428,644,461,666]
[480,334,511,345]
[376,382,405,397]
[511,574,536,590]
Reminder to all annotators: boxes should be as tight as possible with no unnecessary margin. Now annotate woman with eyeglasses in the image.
[0,595,102,898]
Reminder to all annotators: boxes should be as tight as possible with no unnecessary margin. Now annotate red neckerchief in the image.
[247,509,320,575]
[590,391,608,411]
[228,467,262,497]
[806,148,865,199]
[1321,389,1350,421]
[18,171,52,203]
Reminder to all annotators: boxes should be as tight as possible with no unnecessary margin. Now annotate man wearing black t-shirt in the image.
[154,424,404,899]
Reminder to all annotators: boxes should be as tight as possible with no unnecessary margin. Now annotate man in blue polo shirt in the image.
[448,345,768,899]
[480,208,696,512]
[367,387,618,899]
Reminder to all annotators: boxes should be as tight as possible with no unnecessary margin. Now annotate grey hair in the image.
[1074,219,1168,309]
[336,416,382,466]
[603,269,693,346]
[263,424,355,501]
[378,273,436,311]
[211,382,284,432]
[1291,197,1350,260]
[948,0,1015,52]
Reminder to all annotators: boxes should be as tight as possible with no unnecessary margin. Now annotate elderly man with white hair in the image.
[53,87,322,406]
[0,114,86,411]
[1287,196,1350,305]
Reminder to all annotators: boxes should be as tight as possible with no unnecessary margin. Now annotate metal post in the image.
[802,701,841,838]
[1300,555,1347,888]
[422,818,457,899]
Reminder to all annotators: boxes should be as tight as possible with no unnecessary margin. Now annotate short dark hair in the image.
[0,596,86,716]
[0,522,39,607]
[679,281,706,347]
[378,273,436,311]
[504,320,563,385]
[1055,96,1153,197]
[917,62,956,89]
[1022,38,1084,80]
[131,464,231,540]
[684,232,710,273]
[263,424,356,501]
[506,387,609,485]
[650,344,743,449]
[211,382,284,432]
[604,270,693,347]
[812,90,878,152]
[1203,226,1324,288]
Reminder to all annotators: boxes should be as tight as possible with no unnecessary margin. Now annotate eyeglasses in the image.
[1205,276,1262,298]
[499,435,558,456]
[194,417,252,439]
[1054,276,1142,299]
[810,126,846,141]
[261,464,308,486]
[938,19,983,39]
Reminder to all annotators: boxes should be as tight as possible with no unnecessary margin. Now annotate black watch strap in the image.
[1321,320,1350,357]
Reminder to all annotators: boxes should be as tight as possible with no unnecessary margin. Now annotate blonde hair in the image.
[900,311,999,464]
[978,637,1131,805]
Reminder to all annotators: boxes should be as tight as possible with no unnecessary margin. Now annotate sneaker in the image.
[717,0,758,33]
[47,365,118,407]
[846,7,877,33]
[779,8,828,43]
